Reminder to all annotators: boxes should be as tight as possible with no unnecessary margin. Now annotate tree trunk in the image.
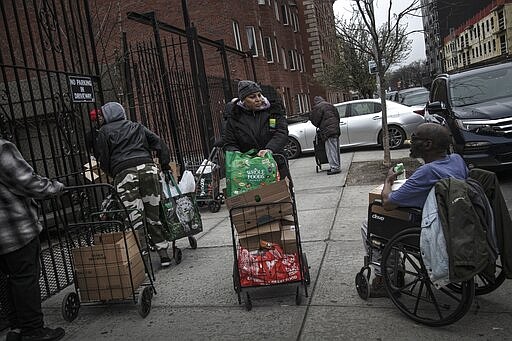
[379,72,391,168]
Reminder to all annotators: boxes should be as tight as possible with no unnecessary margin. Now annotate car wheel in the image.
[284,137,301,159]
[379,126,406,150]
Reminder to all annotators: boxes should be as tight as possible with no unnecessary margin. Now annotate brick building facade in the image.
[89,0,339,116]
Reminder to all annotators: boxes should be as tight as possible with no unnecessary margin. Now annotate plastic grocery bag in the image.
[178,170,196,194]
[225,150,278,197]
[161,170,196,197]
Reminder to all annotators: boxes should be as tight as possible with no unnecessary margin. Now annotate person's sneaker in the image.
[21,327,65,341]
[327,169,341,175]
[370,275,389,298]
[6,330,20,341]
[157,248,172,268]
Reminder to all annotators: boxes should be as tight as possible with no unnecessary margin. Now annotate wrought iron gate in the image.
[0,0,103,308]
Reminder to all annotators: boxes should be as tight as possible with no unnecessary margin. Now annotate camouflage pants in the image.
[114,163,167,248]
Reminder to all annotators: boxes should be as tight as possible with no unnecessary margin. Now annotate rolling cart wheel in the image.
[188,236,198,249]
[243,292,252,311]
[216,193,225,204]
[355,272,370,300]
[61,292,80,322]
[137,286,153,318]
[302,254,311,286]
[208,201,221,213]
[295,286,302,306]
[174,247,183,264]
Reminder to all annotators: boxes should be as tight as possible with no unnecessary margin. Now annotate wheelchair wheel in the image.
[447,255,506,296]
[381,228,475,327]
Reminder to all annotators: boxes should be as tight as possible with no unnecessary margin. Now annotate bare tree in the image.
[336,0,423,166]
[318,24,375,99]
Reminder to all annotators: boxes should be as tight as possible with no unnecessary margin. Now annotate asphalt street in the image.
[9,148,512,341]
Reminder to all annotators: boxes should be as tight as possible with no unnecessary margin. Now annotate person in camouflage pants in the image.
[96,102,173,267]
[115,163,166,248]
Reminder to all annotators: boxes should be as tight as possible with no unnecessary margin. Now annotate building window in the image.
[232,21,242,51]
[274,36,280,63]
[292,11,299,32]
[274,0,279,21]
[263,37,274,63]
[246,26,258,57]
[493,39,496,51]
[281,48,287,69]
[491,17,494,30]
[288,50,296,70]
[259,28,264,57]
[281,4,289,25]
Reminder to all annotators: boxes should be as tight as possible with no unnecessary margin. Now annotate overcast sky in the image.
[332,0,426,66]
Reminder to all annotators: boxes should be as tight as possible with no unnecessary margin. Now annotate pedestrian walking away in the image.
[95,101,173,267]
[0,137,66,341]
[310,96,341,175]
[223,80,290,180]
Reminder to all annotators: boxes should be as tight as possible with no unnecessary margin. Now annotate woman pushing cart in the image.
[223,80,310,309]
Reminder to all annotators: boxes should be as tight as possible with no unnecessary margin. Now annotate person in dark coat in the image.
[223,80,290,179]
[310,96,341,175]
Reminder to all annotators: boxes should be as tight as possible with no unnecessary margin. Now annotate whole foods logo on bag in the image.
[246,168,265,181]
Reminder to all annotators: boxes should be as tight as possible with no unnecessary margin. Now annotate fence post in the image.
[150,12,185,173]
[121,32,136,121]
[218,39,234,102]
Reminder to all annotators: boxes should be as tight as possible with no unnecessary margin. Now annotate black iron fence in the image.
[0,1,277,326]
[0,0,103,311]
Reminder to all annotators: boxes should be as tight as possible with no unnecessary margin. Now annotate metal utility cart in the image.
[228,155,311,310]
[185,147,224,213]
[60,184,156,321]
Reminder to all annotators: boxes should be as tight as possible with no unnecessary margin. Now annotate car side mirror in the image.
[425,101,446,113]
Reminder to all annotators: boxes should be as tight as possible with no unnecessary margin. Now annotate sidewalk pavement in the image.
[16,148,512,340]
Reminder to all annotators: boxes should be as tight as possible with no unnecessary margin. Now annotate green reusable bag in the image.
[225,149,278,197]
[160,171,203,241]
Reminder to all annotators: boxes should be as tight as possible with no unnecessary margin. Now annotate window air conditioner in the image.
[258,0,266,5]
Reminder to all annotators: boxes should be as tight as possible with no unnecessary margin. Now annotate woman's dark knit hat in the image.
[238,80,262,101]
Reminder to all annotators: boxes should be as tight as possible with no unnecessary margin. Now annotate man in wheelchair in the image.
[362,123,469,297]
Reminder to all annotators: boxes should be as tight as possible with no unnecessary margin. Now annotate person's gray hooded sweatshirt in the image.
[96,102,170,177]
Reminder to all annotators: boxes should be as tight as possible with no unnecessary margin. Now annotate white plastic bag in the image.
[178,170,196,194]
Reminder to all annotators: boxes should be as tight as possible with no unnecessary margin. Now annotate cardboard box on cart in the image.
[72,231,145,302]
[226,179,293,233]
[238,219,298,252]
[368,180,409,221]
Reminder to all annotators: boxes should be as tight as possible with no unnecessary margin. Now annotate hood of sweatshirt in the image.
[101,102,126,124]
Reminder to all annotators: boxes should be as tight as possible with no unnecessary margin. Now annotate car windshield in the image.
[402,92,429,106]
[450,64,512,106]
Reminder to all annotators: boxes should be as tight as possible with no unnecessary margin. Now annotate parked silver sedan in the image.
[285,99,425,159]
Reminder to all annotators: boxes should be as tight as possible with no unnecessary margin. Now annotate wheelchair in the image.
[355,200,506,327]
